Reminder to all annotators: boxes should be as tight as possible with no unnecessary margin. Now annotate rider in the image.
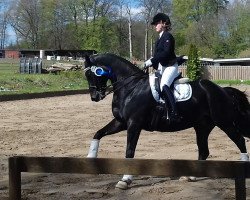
[144,13,179,121]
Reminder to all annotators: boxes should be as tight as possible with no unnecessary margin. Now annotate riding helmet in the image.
[151,13,171,25]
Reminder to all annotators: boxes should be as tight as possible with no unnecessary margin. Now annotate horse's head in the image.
[84,55,112,102]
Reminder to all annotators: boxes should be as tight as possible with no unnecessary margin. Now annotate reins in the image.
[102,70,147,98]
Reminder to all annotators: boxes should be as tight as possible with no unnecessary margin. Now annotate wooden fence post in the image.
[9,157,21,200]
[235,162,246,200]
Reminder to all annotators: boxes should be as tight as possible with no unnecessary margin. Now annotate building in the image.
[0,49,97,59]
[182,56,250,66]
[213,58,250,66]
[0,49,20,59]
[20,49,97,59]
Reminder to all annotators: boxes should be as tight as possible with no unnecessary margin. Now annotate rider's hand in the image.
[144,59,152,69]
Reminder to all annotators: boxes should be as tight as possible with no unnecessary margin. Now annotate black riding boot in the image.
[161,85,180,122]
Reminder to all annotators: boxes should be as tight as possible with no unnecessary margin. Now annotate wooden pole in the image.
[9,157,21,200]
[235,162,246,200]
[8,157,249,200]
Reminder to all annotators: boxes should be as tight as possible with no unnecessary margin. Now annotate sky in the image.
[6,25,16,45]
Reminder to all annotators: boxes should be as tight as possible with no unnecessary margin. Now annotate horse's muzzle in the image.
[90,90,105,102]
[91,96,101,102]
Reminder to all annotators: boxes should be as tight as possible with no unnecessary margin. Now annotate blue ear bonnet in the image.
[91,66,113,77]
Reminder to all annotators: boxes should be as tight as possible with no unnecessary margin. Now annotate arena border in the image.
[0,89,89,101]
[9,156,248,200]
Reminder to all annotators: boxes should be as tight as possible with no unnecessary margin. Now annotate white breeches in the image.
[158,63,178,91]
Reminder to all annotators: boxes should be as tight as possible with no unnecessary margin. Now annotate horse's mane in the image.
[92,53,143,74]
[224,87,250,112]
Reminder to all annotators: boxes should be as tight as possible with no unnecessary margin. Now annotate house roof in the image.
[182,56,250,66]
[214,58,250,63]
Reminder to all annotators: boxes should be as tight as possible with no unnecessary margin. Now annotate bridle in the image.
[84,66,147,99]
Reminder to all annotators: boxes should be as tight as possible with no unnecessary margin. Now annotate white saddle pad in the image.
[149,74,192,103]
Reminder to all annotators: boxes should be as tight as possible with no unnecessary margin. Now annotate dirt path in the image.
[0,85,250,199]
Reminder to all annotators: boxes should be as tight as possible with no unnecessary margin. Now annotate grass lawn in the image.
[214,80,250,85]
[0,58,88,95]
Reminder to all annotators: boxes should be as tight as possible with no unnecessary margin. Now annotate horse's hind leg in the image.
[219,124,249,161]
[87,118,126,158]
[199,80,249,160]
[179,120,214,182]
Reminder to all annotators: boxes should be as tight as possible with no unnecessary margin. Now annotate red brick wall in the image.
[4,50,19,59]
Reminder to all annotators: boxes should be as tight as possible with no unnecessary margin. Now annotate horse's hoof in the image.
[179,176,189,181]
[240,153,249,161]
[179,176,197,182]
[188,176,197,181]
[115,180,130,190]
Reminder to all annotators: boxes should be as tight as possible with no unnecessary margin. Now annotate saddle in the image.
[149,72,192,103]
[149,72,191,127]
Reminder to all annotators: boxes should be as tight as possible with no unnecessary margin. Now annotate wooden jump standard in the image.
[9,157,249,200]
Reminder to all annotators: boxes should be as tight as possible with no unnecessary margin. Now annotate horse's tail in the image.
[199,79,250,137]
[223,86,250,138]
[223,86,250,113]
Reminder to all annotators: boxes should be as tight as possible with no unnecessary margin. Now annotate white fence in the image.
[179,65,250,80]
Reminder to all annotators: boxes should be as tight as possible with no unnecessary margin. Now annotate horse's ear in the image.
[84,55,91,67]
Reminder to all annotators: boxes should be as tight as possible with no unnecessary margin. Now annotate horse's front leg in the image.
[87,118,126,158]
[115,122,141,190]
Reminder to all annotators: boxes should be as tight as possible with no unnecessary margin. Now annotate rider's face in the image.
[154,21,164,33]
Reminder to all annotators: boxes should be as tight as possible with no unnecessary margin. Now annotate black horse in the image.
[84,53,250,189]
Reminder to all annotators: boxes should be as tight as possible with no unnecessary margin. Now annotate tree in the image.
[172,0,229,58]
[9,0,42,49]
[3,0,249,59]
[186,44,202,81]
[0,1,8,49]
[126,5,133,60]
[39,0,72,49]
[139,0,171,60]
[64,0,83,48]
[139,0,155,60]
[225,0,250,57]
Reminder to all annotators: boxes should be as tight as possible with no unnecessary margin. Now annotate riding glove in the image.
[144,59,152,69]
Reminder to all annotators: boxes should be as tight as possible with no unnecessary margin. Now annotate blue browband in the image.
[91,66,113,77]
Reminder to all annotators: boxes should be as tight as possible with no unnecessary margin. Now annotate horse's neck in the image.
[96,54,142,82]
[96,53,141,74]
[112,65,138,79]
[112,71,148,97]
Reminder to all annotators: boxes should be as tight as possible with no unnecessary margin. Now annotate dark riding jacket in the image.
[151,31,177,70]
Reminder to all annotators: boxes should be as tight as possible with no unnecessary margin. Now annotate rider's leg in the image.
[160,64,179,120]
[161,85,179,118]
[159,63,178,89]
